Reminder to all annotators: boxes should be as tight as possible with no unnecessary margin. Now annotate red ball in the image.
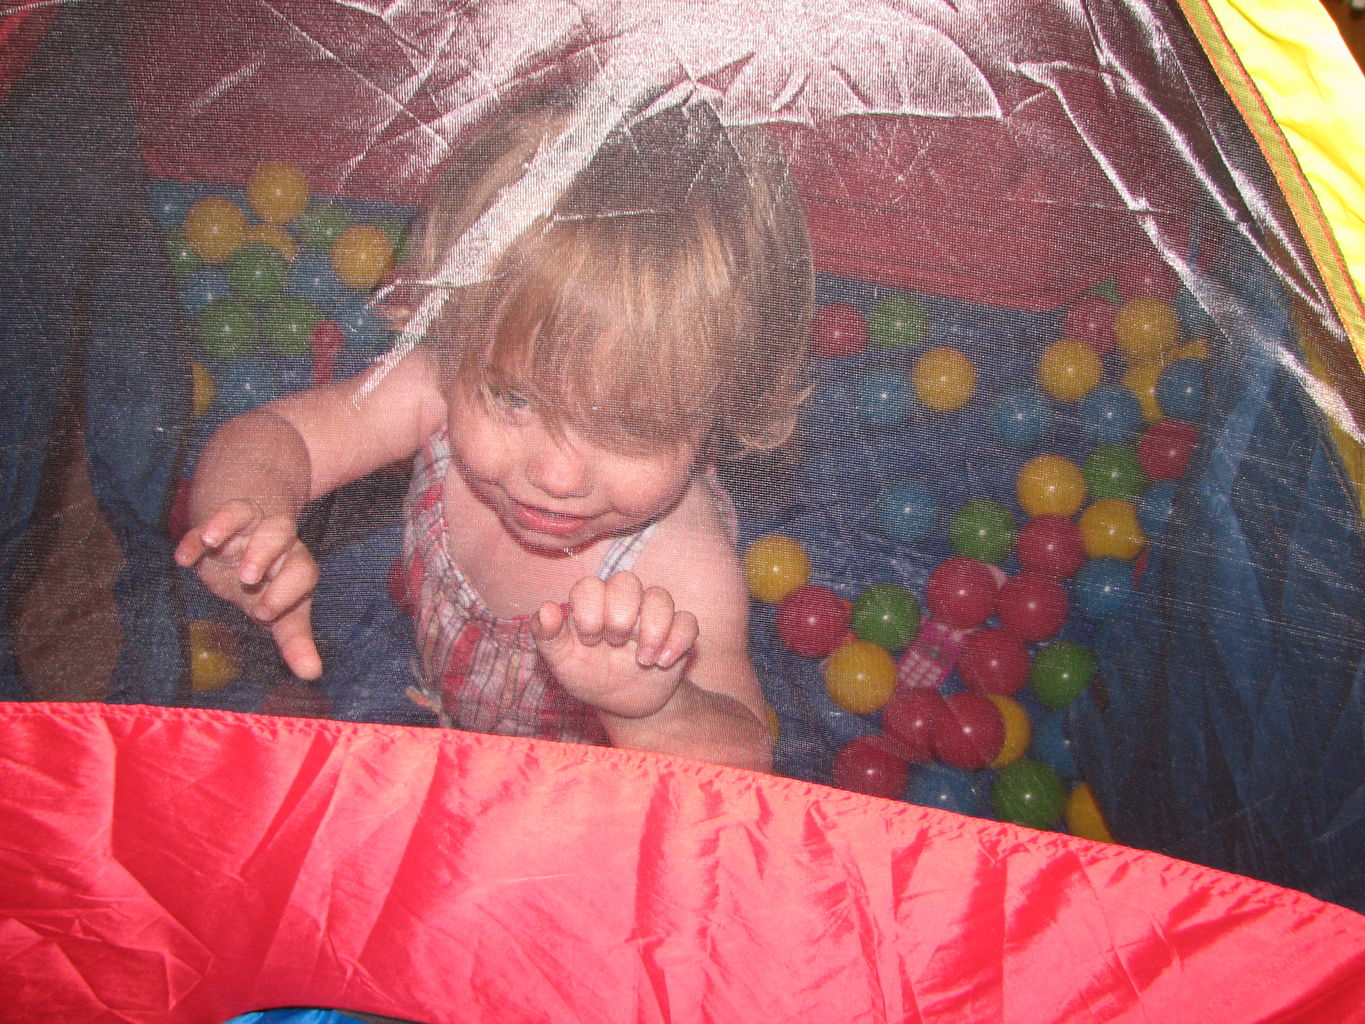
[932,693,1006,771]
[310,319,347,385]
[832,734,911,798]
[995,572,1069,642]
[777,584,850,659]
[958,628,1031,695]
[1138,419,1199,479]
[1016,515,1085,578]
[812,302,868,359]
[387,558,413,613]
[1062,294,1118,353]
[882,688,948,763]
[925,557,998,629]
[1134,547,1150,585]
[1117,252,1178,303]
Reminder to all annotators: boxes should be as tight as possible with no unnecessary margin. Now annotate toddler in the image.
[175,99,813,771]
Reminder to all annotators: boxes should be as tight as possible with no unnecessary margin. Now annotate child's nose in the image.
[525,435,592,499]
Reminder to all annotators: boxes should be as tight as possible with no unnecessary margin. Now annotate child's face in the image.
[446,384,702,553]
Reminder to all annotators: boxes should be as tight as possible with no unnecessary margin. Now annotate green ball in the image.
[850,582,921,653]
[165,230,201,279]
[372,216,412,260]
[226,242,288,304]
[991,759,1066,830]
[868,294,928,349]
[1030,641,1096,709]
[198,297,260,359]
[262,297,321,356]
[949,499,1016,563]
[1084,443,1146,501]
[297,203,355,250]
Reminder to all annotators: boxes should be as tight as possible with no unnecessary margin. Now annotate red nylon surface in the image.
[1,702,1362,1023]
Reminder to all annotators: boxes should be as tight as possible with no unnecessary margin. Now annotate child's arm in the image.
[174,349,447,677]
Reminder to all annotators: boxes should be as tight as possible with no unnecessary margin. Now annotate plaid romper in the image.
[400,427,653,744]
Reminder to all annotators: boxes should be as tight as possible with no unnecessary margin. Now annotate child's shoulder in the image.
[637,473,747,612]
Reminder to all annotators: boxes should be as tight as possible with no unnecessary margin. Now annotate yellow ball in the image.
[248,222,297,261]
[1114,297,1178,361]
[1016,454,1087,518]
[1122,358,1167,423]
[190,362,215,418]
[824,640,898,714]
[987,694,1032,768]
[743,534,810,604]
[247,160,309,224]
[189,620,239,693]
[913,347,975,412]
[331,223,395,290]
[766,704,781,741]
[182,197,247,263]
[1039,338,1103,402]
[1079,499,1145,560]
[1066,781,1116,843]
[1174,337,1210,361]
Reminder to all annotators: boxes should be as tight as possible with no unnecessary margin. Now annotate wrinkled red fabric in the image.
[1,702,1363,1023]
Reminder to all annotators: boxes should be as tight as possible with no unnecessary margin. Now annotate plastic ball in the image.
[1062,294,1119,353]
[372,216,411,258]
[188,620,239,693]
[1080,385,1142,445]
[261,297,322,356]
[904,763,989,816]
[332,223,395,291]
[933,692,1006,771]
[1114,297,1178,361]
[1030,641,1097,710]
[812,302,868,358]
[147,180,200,230]
[1122,358,1167,423]
[1083,443,1146,502]
[995,572,1068,643]
[777,585,850,659]
[991,759,1066,830]
[190,362,215,418]
[958,628,1030,696]
[875,479,938,543]
[1137,479,1178,537]
[247,161,309,224]
[987,695,1031,769]
[824,640,898,715]
[310,319,347,385]
[1073,557,1134,620]
[1038,338,1102,402]
[1030,712,1079,781]
[198,297,259,359]
[1066,782,1116,842]
[1138,419,1200,480]
[743,534,809,604]
[882,688,947,763]
[1079,498,1145,560]
[248,223,297,262]
[226,242,288,304]
[851,583,921,653]
[289,251,350,309]
[1156,358,1206,422]
[1015,515,1085,578]
[179,267,231,316]
[165,231,201,278]
[182,197,247,263]
[949,500,1015,564]
[833,734,911,799]
[1116,253,1178,302]
[856,368,914,427]
[913,347,975,412]
[213,355,285,418]
[1173,336,1211,362]
[298,203,355,250]
[333,296,392,355]
[1016,454,1086,518]
[924,557,998,629]
[869,293,928,349]
[991,388,1052,448]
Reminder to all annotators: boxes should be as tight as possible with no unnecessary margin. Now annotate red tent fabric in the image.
[2,702,1362,1022]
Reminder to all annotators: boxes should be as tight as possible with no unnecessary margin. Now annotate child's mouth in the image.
[512,501,592,537]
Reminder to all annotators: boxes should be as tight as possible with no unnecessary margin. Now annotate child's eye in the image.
[491,387,531,412]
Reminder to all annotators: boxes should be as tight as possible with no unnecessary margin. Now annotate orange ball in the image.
[824,640,898,714]
[247,160,309,224]
[1016,454,1087,518]
[182,197,247,263]
[743,534,810,604]
[1123,358,1167,423]
[1079,499,1145,560]
[987,694,1032,768]
[248,222,297,261]
[188,620,239,693]
[913,347,975,412]
[1114,297,1178,361]
[1174,337,1211,361]
[1039,338,1103,402]
[1066,781,1116,843]
[332,224,395,290]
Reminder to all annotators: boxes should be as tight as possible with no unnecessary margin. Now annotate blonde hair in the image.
[416,95,813,456]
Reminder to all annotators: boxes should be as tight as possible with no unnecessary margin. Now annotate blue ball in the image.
[148,181,207,230]
[904,763,991,817]
[212,355,286,419]
[856,368,914,428]
[289,252,349,311]
[821,704,878,751]
[1137,480,1178,537]
[1079,385,1142,445]
[991,388,1051,448]
[875,479,938,543]
[334,297,392,357]
[1073,557,1134,621]
[1030,711,1079,781]
[179,267,231,317]
[1156,359,1206,421]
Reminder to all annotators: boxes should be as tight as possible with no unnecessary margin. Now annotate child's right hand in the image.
[173,499,323,680]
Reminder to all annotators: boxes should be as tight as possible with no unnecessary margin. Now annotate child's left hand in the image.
[531,571,699,719]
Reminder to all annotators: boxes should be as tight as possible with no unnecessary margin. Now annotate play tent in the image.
[2,0,1365,1020]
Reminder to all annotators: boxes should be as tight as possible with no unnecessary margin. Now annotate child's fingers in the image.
[655,610,699,671]
[196,499,264,550]
[601,571,644,646]
[239,514,302,586]
[566,576,607,645]
[252,545,319,623]
[634,586,677,666]
[270,600,322,680]
[531,600,568,647]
